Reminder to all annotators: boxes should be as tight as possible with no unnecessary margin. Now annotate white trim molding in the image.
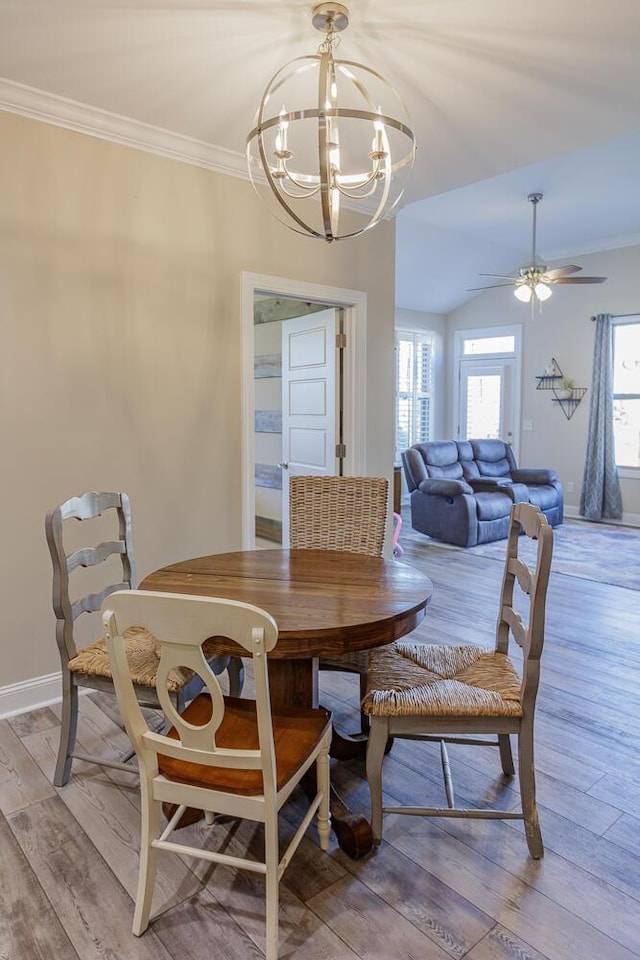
[0,77,249,178]
[0,672,62,720]
[241,272,368,550]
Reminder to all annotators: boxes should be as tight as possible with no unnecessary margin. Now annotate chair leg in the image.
[518,725,543,859]
[264,815,280,960]
[133,778,161,936]
[366,717,389,844]
[227,657,245,697]
[498,734,515,776]
[54,669,78,787]
[359,673,369,735]
[316,744,331,851]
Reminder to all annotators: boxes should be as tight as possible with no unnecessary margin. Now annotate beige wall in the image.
[446,245,640,518]
[0,111,396,691]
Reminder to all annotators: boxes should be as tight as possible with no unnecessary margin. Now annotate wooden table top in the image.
[140,548,433,659]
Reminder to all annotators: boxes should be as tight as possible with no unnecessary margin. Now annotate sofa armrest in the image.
[512,468,558,484]
[418,478,473,497]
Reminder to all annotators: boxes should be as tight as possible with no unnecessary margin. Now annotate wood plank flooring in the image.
[2,540,640,960]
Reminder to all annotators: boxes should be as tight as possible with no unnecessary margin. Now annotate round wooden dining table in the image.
[140,548,433,857]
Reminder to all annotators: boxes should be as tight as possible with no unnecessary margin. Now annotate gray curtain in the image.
[580,314,623,520]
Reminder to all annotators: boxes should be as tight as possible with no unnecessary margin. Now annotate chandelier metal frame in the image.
[246,3,416,242]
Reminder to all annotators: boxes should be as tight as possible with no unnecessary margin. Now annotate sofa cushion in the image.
[526,484,561,511]
[474,491,514,521]
[468,439,518,480]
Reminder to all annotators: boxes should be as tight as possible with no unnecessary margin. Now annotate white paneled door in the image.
[281,310,337,545]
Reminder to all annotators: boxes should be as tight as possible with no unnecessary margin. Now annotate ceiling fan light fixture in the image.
[534,281,552,301]
[246,3,416,242]
[514,283,532,303]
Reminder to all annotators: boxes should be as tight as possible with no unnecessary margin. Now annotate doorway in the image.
[253,299,342,547]
[241,273,368,549]
[453,326,522,457]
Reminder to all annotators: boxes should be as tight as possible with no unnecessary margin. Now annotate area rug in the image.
[399,517,640,591]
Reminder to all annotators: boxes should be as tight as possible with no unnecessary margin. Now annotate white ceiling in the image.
[1,0,639,313]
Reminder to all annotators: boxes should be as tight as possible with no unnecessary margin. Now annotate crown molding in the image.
[0,77,250,180]
[0,78,384,217]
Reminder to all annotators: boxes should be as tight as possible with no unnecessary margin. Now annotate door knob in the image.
[278,462,289,470]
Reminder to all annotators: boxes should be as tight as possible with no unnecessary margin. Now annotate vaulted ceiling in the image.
[1,0,639,312]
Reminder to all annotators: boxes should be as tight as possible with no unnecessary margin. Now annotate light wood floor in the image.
[2,541,640,960]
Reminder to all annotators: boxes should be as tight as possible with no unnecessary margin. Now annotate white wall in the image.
[0,110,396,705]
[446,245,640,519]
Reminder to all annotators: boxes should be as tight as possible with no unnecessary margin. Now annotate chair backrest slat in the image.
[45,491,137,662]
[289,475,389,556]
[67,540,127,574]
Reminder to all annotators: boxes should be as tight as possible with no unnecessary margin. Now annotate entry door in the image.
[281,310,337,545]
[459,359,516,447]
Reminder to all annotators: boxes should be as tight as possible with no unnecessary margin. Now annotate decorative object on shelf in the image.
[557,377,575,400]
[246,3,416,242]
[535,357,587,420]
[471,194,607,305]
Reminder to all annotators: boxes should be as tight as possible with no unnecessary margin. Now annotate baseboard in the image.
[564,505,640,527]
[0,672,62,720]
[255,515,283,543]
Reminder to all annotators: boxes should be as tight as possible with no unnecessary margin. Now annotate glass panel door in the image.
[459,359,515,446]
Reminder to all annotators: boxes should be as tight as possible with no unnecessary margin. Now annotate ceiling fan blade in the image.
[544,264,582,278]
[552,276,607,284]
[467,283,517,291]
[478,273,517,281]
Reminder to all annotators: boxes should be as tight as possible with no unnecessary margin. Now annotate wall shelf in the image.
[535,357,586,420]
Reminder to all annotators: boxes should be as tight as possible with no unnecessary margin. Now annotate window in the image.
[463,335,515,355]
[613,318,640,470]
[396,331,434,456]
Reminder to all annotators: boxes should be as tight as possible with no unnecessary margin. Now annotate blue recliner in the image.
[402,439,563,547]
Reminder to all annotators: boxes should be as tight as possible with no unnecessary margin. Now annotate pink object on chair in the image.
[392,512,404,557]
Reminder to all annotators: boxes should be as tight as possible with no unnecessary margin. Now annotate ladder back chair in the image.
[363,502,553,858]
[45,491,241,787]
[102,590,332,960]
[289,475,389,729]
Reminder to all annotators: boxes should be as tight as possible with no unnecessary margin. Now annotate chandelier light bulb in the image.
[246,3,416,242]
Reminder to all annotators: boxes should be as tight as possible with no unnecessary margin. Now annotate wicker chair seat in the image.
[68,625,192,692]
[363,641,522,719]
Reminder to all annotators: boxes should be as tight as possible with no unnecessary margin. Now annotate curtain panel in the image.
[579,314,623,521]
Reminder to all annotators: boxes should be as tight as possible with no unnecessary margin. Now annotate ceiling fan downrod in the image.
[528,192,543,266]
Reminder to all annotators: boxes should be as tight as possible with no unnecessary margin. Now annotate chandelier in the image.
[246,3,416,242]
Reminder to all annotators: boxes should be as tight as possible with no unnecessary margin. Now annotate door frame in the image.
[452,325,522,459]
[241,272,367,549]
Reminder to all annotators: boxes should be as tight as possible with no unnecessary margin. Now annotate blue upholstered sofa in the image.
[402,439,563,547]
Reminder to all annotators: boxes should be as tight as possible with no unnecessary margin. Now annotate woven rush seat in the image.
[363,641,523,718]
[69,625,193,692]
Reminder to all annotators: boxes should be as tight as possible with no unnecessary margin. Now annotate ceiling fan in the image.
[470,192,607,303]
